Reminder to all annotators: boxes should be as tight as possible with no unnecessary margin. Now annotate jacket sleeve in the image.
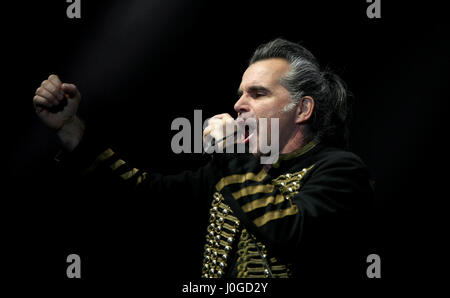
[57,128,216,202]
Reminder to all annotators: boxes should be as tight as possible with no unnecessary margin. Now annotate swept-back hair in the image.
[250,38,352,148]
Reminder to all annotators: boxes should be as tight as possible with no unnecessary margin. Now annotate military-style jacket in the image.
[60,131,374,279]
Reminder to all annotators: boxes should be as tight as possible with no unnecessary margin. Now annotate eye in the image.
[251,92,265,99]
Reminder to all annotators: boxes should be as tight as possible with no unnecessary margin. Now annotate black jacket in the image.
[60,130,374,279]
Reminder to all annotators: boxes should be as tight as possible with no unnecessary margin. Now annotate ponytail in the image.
[321,70,352,148]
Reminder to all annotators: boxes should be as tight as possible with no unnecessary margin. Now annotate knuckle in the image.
[43,81,53,90]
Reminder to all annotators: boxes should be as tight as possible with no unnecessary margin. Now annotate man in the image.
[33,39,373,278]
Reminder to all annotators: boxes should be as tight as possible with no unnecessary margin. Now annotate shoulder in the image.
[312,147,368,171]
[301,146,372,192]
[297,146,374,210]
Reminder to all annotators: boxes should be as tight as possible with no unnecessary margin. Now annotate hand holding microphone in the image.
[203,113,237,153]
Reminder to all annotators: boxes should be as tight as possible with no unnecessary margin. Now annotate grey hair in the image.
[249,38,351,148]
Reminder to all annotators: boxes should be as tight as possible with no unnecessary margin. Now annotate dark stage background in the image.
[3,0,449,295]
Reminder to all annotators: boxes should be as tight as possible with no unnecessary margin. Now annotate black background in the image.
[3,0,449,295]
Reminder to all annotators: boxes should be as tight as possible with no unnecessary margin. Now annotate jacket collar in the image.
[272,139,320,169]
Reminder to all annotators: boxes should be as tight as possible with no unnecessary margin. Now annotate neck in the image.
[260,128,306,172]
[280,128,305,154]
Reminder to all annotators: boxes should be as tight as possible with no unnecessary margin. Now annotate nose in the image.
[234,94,250,115]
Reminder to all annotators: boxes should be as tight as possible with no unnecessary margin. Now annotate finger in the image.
[61,83,80,99]
[224,117,236,125]
[224,118,237,133]
[47,76,64,95]
[206,118,221,127]
[35,106,44,114]
[203,126,213,139]
[48,74,62,87]
[41,80,63,100]
[33,94,52,109]
[36,87,58,105]
[212,113,233,120]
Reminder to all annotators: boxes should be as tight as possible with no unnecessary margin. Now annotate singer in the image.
[32,39,374,279]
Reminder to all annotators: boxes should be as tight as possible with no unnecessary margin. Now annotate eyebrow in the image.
[237,85,271,97]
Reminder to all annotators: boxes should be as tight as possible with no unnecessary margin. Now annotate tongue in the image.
[241,127,249,142]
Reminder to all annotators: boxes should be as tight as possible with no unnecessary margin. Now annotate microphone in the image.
[204,131,238,153]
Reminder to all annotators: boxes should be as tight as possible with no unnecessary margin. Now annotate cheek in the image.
[275,111,297,139]
[253,106,289,136]
[252,96,294,130]
[253,105,278,119]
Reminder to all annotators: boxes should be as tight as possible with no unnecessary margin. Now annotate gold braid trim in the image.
[271,165,315,201]
[201,192,240,278]
[250,165,315,227]
[236,229,292,278]
[82,148,115,175]
[215,169,267,192]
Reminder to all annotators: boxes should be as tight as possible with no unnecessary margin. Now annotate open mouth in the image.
[241,126,255,144]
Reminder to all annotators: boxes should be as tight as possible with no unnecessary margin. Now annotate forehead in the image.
[240,58,290,89]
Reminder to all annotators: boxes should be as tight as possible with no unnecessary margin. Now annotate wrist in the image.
[57,116,85,152]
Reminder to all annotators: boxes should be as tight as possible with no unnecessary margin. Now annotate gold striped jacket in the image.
[59,134,373,279]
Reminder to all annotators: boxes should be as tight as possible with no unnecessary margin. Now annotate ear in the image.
[295,96,314,124]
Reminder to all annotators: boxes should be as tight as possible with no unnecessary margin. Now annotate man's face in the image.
[235,58,297,154]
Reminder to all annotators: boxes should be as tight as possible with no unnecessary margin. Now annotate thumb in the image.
[61,83,80,99]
